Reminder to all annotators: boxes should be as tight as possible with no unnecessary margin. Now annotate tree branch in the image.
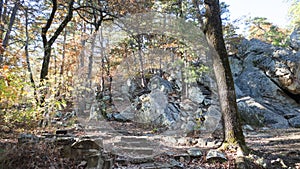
[42,0,57,46]
[48,0,74,46]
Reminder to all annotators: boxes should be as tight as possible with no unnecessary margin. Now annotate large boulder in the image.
[230,38,300,128]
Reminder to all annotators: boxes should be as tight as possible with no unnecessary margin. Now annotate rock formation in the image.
[230,30,300,128]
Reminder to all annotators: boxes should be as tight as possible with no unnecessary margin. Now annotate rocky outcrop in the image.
[230,38,300,128]
[111,65,222,135]
[290,27,300,51]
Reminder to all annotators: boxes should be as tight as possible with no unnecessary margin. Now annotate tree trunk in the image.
[87,33,96,85]
[40,0,74,81]
[60,30,67,77]
[137,35,146,88]
[0,0,4,38]
[39,0,74,126]
[203,0,248,153]
[24,8,38,103]
[0,0,19,65]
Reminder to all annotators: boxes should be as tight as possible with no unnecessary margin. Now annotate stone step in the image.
[113,141,158,148]
[120,136,148,142]
[84,127,114,132]
[112,147,154,156]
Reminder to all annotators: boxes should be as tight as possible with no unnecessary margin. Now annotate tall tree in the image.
[40,0,74,81]
[203,0,249,154]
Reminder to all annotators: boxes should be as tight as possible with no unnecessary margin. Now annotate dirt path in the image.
[1,125,300,168]
[245,128,300,168]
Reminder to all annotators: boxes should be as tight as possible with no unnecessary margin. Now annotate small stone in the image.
[187,148,203,157]
[179,157,185,163]
[169,159,184,168]
[77,161,87,168]
[206,149,227,162]
[242,124,254,131]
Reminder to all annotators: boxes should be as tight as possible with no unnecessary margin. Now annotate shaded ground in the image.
[245,128,300,169]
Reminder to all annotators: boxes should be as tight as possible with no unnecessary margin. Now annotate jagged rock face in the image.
[110,37,300,130]
[112,68,222,135]
[290,27,300,51]
[230,38,300,128]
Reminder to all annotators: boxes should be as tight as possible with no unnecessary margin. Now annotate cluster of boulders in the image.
[110,65,222,136]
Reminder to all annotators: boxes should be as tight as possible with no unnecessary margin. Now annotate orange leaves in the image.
[2,65,9,71]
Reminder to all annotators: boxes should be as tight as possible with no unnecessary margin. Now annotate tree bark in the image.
[60,30,67,77]
[203,0,248,153]
[0,0,19,65]
[40,0,74,81]
[25,8,38,103]
[0,0,4,38]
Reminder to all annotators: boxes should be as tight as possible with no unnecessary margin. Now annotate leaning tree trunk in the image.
[203,0,248,154]
[40,0,74,81]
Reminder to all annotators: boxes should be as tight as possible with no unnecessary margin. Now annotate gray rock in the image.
[202,106,222,132]
[169,159,184,168]
[77,161,87,168]
[231,38,300,128]
[187,148,203,157]
[119,108,135,121]
[237,97,290,128]
[290,27,300,51]
[242,124,255,131]
[136,90,181,126]
[113,113,131,122]
[181,120,196,134]
[188,86,205,104]
[148,75,173,94]
[288,116,300,128]
[135,90,168,124]
[206,149,227,162]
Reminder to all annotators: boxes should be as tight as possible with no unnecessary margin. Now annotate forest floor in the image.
[245,128,300,169]
[0,123,300,168]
